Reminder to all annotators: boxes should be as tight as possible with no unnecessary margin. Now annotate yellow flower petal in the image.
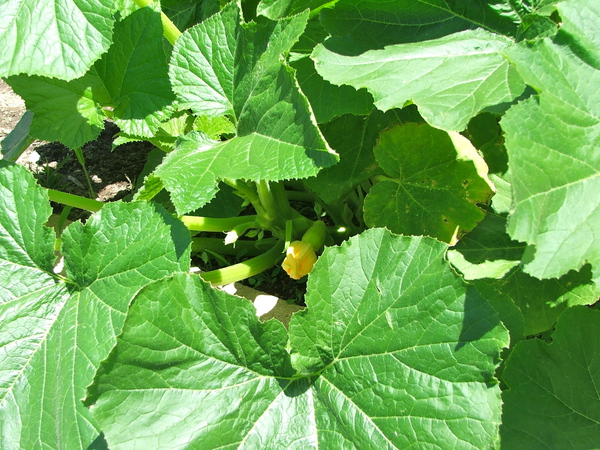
[282,241,317,280]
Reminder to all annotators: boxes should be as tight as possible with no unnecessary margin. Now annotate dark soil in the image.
[34,122,153,206]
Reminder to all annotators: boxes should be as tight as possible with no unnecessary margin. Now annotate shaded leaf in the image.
[292,55,373,124]
[319,0,523,55]
[305,109,407,203]
[163,0,220,31]
[364,123,494,244]
[501,306,600,448]
[450,212,599,336]
[447,211,525,280]
[258,0,335,19]
[466,112,508,175]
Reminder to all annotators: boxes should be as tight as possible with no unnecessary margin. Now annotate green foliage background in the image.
[0,0,598,448]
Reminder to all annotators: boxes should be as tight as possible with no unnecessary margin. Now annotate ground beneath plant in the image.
[1,80,153,207]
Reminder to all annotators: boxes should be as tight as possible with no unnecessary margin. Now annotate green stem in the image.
[72,147,95,199]
[371,174,393,184]
[181,215,258,232]
[131,0,182,45]
[57,206,72,236]
[257,180,293,232]
[47,189,104,212]
[200,240,285,286]
[192,237,277,256]
[223,179,260,204]
[290,210,314,239]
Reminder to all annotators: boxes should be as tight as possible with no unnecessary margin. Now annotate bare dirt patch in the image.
[0,79,154,207]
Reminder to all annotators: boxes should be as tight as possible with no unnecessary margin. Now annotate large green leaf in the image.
[7,72,108,148]
[94,6,176,137]
[363,123,494,244]
[6,6,175,148]
[319,0,524,55]
[163,3,337,214]
[0,163,191,449]
[501,306,600,448]
[0,0,115,80]
[502,0,600,286]
[449,212,600,337]
[313,29,525,131]
[90,230,507,448]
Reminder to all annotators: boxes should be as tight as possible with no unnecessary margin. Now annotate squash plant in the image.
[1,0,599,448]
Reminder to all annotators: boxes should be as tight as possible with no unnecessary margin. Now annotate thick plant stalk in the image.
[256,180,293,231]
[191,237,277,256]
[200,241,285,286]
[182,215,258,232]
[47,189,257,234]
[131,0,182,45]
[47,189,103,212]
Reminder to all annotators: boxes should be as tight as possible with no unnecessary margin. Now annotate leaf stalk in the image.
[200,240,285,286]
[181,215,258,232]
[47,189,103,212]
[131,0,182,45]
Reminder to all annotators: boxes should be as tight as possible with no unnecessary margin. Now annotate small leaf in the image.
[364,123,494,244]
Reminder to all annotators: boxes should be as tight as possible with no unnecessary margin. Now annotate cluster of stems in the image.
[47,178,327,286]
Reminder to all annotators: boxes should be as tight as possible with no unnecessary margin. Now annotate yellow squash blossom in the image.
[282,240,317,280]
